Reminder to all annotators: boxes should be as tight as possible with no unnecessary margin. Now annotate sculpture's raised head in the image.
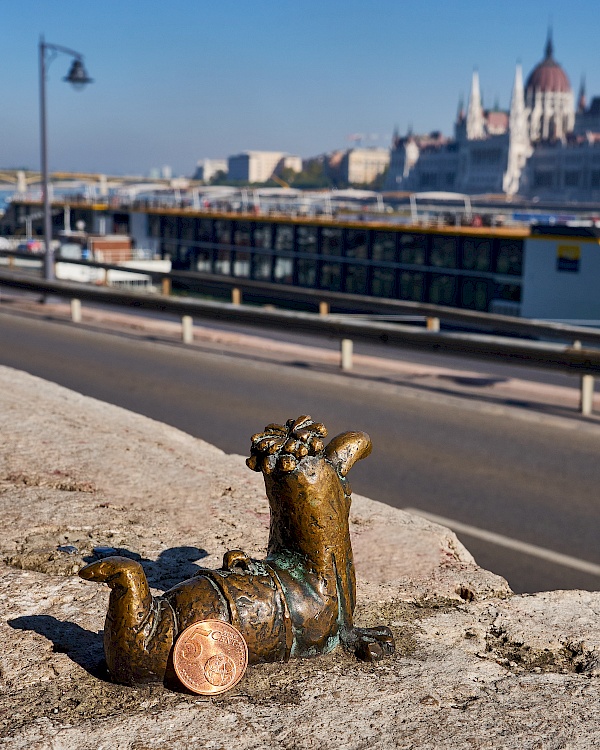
[246,415,327,475]
[246,414,372,486]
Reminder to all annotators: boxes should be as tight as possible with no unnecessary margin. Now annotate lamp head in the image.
[64,58,93,90]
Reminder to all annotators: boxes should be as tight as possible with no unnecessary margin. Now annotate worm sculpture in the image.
[79,416,395,685]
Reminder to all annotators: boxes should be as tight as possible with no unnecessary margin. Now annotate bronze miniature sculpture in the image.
[79,416,395,686]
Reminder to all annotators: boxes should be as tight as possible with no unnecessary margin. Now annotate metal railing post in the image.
[161,277,171,296]
[426,316,440,332]
[319,301,330,316]
[573,340,594,415]
[232,287,242,305]
[182,315,193,344]
[580,375,595,416]
[70,298,82,323]
[340,339,353,371]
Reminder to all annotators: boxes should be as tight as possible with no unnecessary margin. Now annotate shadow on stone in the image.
[82,545,210,591]
[8,614,109,680]
[150,545,210,590]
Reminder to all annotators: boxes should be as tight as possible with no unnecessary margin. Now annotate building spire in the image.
[456,94,465,123]
[466,69,485,139]
[545,27,554,60]
[509,63,526,141]
[503,63,530,196]
[578,75,587,113]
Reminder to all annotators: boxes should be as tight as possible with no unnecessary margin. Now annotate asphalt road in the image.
[1,309,599,595]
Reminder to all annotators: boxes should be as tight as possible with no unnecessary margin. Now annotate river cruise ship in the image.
[4,191,600,321]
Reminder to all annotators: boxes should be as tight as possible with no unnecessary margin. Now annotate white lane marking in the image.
[404,507,600,577]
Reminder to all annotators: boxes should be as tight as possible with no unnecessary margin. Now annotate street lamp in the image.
[39,36,93,282]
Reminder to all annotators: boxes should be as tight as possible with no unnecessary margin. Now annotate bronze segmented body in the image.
[79,416,395,686]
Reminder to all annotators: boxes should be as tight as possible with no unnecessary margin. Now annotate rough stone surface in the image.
[0,364,599,748]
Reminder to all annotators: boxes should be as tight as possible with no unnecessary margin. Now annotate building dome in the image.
[525,36,571,94]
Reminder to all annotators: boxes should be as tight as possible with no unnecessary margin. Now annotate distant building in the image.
[385,32,600,199]
[193,159,228,182]
[339,147,390,185]
[227,151,301,183]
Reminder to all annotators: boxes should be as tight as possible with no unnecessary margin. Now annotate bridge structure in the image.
[0,170,186,212]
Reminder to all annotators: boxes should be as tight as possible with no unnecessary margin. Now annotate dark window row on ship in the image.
[145,215,522,311]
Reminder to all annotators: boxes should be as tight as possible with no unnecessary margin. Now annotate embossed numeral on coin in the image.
[181,633,205,661]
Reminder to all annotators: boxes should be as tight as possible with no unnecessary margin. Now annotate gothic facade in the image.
[385,34,600,200]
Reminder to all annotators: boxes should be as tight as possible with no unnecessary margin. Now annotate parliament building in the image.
[385,34,600,201]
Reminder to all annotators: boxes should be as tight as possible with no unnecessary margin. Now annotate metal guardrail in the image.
[0,265,599,415]
[4,249,600,347]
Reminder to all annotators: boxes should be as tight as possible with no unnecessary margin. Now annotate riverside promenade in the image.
[1,363,600,748]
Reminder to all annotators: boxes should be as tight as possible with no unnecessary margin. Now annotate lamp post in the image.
[39,36,93,282]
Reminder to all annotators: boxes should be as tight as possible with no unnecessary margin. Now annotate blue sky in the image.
[1,0,599,176]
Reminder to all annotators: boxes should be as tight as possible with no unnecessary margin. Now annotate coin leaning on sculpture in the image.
[173,620,248,695]
[79,415,395,692]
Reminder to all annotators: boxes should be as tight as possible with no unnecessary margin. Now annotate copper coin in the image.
[173,620,248,695]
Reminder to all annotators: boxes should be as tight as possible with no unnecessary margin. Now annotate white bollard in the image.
[70,298,82,323]
[319,301,330,316]
[573,341,594,416]
[426,316,440,332]
[340,338,353,371]
[580,374,594,416]
[182,315,194,344]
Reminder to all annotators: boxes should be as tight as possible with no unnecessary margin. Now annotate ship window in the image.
[399,234,426,265]
[297,258,317,286]
[462,239,491,271]
[196,249,212,273]
[495,240,523,275]
[252,253,272,280]
[233,221,252,247]
[430,236,457,268]
[113,212,130,234]
[320,262,343,290]
[197,219,213,243]
[214,248,231,275]
[147,214,160,238]
[321,227,343,256]
[161,215,178,238]
[372,231,396,262]
[232,249,251,277]
[399,271,425,301]
[345,229,369,259]
[214,220,232,245]
[160,215,179,259]
[275,224,295,252]
[461,278,489,310]
[273,256,293,283]
[428,273,457,305]
[372,267,395,297]
[254,223,273,248]
[345,264,368,294]
[296,226,318,256]
[180,218,196,242]
[494,282,521,302]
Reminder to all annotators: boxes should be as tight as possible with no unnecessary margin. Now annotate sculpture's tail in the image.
[79,555,174,684]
